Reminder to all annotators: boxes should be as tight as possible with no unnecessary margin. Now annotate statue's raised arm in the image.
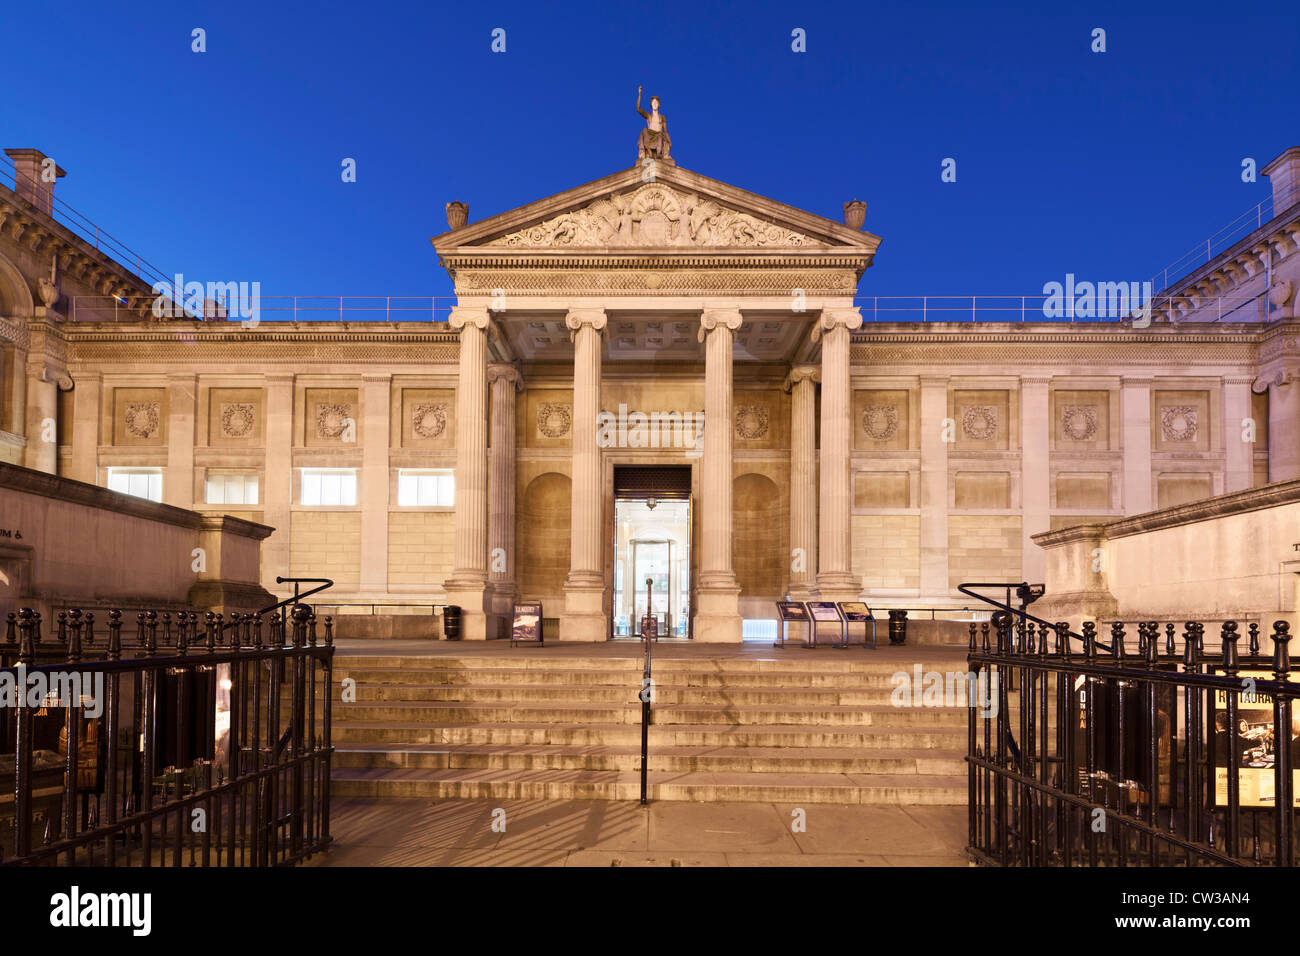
[636,85,649,121]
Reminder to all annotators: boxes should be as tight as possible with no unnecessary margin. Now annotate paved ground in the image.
[304,797,970,866]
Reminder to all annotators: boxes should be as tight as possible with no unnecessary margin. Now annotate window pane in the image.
[148,474,162,502]
[439,474,454,506]
[342,473,357,506]
[108,472,127,494]
[245,477,259,505]
[322,473,341,506]
[302,473,320,505]
[206,478,224,504]
[398,474,416,507]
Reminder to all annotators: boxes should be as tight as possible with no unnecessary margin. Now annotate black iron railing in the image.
[967,609,1298,867]
[0,602,334,866]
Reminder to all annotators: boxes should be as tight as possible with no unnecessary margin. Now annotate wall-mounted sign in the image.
[512,603,543,646]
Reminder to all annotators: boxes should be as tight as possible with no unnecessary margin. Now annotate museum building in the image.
[1,141,1299,642]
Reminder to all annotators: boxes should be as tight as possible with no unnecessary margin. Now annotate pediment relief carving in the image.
[486,183,827,249]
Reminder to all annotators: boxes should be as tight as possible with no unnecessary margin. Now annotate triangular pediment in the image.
[432,164,880,256]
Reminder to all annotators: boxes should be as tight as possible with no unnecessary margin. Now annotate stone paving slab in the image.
[304,797,970,867]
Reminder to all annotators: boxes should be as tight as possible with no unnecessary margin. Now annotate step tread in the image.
[331,767,965,787]
[332,742,967,760]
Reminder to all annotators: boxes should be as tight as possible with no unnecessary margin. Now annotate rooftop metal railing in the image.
[0,153,172,290]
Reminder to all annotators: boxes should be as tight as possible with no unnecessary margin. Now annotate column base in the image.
[693,584,742,643]
[786,582,820,603]
[561,577,607,642]
[815,571,862,606]
[443,574,496,641]
[487,582,519,640]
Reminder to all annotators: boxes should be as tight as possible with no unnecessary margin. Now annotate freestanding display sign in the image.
[511,602,543,646]
[838,602,877,649]
[807,601,848,649]
[774,601,811,648]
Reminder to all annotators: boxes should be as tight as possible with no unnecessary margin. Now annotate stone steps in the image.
[324,653,970,805]
[330,768,966,804]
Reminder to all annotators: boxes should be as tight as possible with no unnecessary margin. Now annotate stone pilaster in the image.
[1121,377,1153,515]
[443,308,493,640]
[919,376,950,598]
[69,371,100,485]
[1223,375,1256,493]
[165,374,197,508]
[1260,367,1300,484]
[1020,376,1051,584]
[359,373,391,594]
[561,309,608,642]
[694,308,743,643]
[262,372,295,593]
[813,308,862,603]
[22,360,60,475]
[784,365,820,600]
[487,363,522,637]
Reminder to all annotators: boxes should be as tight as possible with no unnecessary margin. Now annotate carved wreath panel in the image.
[412,403,448,439]
[862,405,899,441]
[315,403,353,439]
[1060,405,1098,441]
[961,405,998,441]
[487,183,824,249]
[537,403,572,438]
[734,403,769,440]
[1160,406,1198,442]
[124,402,161,439]
[220,402,256,439]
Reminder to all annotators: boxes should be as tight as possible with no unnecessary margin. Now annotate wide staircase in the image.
[327,651,968,804]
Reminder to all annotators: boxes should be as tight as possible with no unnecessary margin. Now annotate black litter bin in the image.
[888,609,908,645]
[443,605,462,641]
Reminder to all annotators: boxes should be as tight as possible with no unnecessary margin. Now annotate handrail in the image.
[639,576,654,805]
[957,581,1111,654]
[214,575,334,637]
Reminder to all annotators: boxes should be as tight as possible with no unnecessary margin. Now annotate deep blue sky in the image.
[3,0,1295,302]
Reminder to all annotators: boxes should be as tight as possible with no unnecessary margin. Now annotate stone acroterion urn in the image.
[843,199,866,230]
[446,200,468,230]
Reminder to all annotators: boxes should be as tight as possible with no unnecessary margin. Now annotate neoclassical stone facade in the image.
[2,145,1300,640]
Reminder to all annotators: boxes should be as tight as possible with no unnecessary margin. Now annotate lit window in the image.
[301,468,357,506]
[207,473,259,505]
[398,469,454,507]
[107,468,163,503]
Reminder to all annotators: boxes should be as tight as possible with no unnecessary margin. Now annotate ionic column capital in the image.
[697,308,742,343]
[784,365,821,391]
[487,363,524,390]
[811,307,862,343]
[564,309,607,334]
[1253,367,1300,393]
[449,307,491,332]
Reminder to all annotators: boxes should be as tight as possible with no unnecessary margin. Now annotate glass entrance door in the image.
[612,497,691,639]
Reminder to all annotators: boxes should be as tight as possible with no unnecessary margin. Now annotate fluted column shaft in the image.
[815,308,862,598]
[448,309,490,584]
[785,365,820,597]
[699,309,742,585]
[488,364,521,592]
[566,311,606,584]
[560,310,608,641]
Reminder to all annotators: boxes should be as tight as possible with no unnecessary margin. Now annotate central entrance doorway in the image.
[612,465,692,640]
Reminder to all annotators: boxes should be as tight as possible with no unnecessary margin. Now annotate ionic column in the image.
[918,376,949,598]
[1121,377,1153,515]
[487,363,522,636]
[358,373,391,594]
[165,373,197,508]
[1020,376,1051,584]
[692,308,743,643]
[814,308,862,602]
[443,308,493,640]
[1223,375,1255,492]
[560,309,608,642]
[1260,367,1300,483]
[784,365,820,600]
